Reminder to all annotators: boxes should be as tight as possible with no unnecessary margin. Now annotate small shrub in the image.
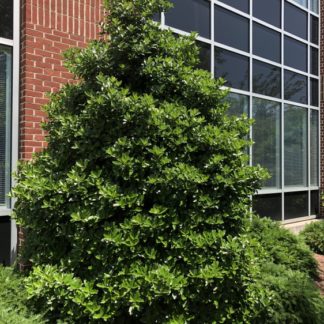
[300,221,324,254]
[246,216,318,278]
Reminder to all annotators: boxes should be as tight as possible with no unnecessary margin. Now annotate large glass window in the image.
[253,23,281,63]
[214,48,249,91]
[253,194,282,221]
[253,98,281,188]
[0,0,13,40]
[197,41,211,71]
[310,110,319,186]
[310,16,319,44]
[214,6,249,52]
[284,1,307,40]
[253,0,281,28]
[0,46,11,206]
[310,0,319,13]
[218,0,249,13]
[284,105,307,187]
[284,70,307,104]
[311,191,319,215]
[310,78,319,107]
[285,192,308,219]
[284,36,307,72]
[166,0,210,39]
[226,93,249,116]
[310,47,318,76]
[253,60,281,98]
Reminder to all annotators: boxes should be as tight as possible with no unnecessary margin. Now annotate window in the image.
[291,0,307,8]
[310,78,319,107]
[284,36,307,72]
[284,105,307,187]
[284,70,307,104]
[253,98,281,188]
[310,110,319,186]
[284,1,307,40]
[165,0,210,39]
[253,23,281,62]
[310,47,318,76]
[218,0,249,13]
[0,46,11,206]
[310,16,319,44]
[311,191,319,215]
[253,60,281,98]
[253,0,281,28]
[310,0,319,13]
[285,192,308,219]
[196,41,211,71]
[214,6,249,52]
[226,93,249,116]
[214,48,249,91]
[253,194,282,221]
[0,0,13,39]
[0,216,11,265]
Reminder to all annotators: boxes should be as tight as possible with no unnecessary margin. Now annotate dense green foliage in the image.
[0,266,43,324]
[246,216,318,278]
[11,0,272,322]
[301,221,324,254]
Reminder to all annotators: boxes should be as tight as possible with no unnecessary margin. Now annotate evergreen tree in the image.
[13,0,268,322]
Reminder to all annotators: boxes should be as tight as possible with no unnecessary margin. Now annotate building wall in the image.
[321,0,324,217]
[20,0,104,160]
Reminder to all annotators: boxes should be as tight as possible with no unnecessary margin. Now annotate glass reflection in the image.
[253,0,281,28]
[285,2,307,40]
[310,110,319,186]
[0,0,13,39]
[226,93,249,116]
[284,36,307,72]
[285,192,308,219]
[214,48,249,91]
[253,194,282,221]
[284,70,307,104]
[253,98,281,188]
[284,105,307,187]
[219,0,249,13]
[196,41,211,71]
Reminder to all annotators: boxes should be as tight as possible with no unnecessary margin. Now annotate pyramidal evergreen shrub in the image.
[12,0,269,322]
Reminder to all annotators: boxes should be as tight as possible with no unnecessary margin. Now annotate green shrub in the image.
[12,0,270,322]
[300,221,324,254]
[0,266,44,324]
[246,216,318,278]
[254,263,324,324]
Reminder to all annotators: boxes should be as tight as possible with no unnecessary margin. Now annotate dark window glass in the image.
[311,47,319,76]
[310,110,319,186]
[253,23,281,63]
[311,16,319,44]
[285,192,308,220]
[153,12,161,22]
[284,37,307,72]
[226,93,249,116]
[284,105,307,187]
[253,60,281,98]
[284,70,307,104]
[0,0,13,39]
[253,194,282,221]
[166,0,210,39]
[253,99,281,188]
[311,191,319,216]
[285,2,307,40]
[215,48,249,91]
[218,0,249,13]
[214,6,249,52]
[196,41,211,71]
[253,0,281,28]
[310,78,319,107]
[0,217,11,266]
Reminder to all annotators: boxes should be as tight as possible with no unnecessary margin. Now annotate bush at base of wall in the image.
[300,221,324,254]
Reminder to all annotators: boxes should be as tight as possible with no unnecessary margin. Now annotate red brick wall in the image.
[20,0,104,160]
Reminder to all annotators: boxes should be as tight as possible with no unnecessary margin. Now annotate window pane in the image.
[253,194,282,221]
[310,110,319,186]
[310,0,319,13]
[311,16,319,44]
[285,192,308,220]
[284,36,307,72]
[218,0,249,13]
[166,0,211,39]
[310,78,319,107]
[215,48,249,91]
[284,105,307,187]
[253,60,281,98]
[0,46,11,206]
[153,12,161,22]
[214,6,249,52]
[311,191,319,216]
[253,23,281,63]
[253,98,281,188]
[0,0,13,39]
[226,93,249,116]
[311,47,318,76]
[253,0,281,28]
[284,2,307,40]
[196,41,211,71]
[291,0,307,8]
[0,217,11,266]
[284,70,307,104]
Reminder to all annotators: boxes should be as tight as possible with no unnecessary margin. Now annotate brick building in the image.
[0,0,322,264]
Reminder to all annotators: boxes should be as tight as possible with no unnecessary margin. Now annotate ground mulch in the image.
[314,254,324,294]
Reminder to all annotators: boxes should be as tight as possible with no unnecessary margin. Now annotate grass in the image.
[0,266,44,324]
